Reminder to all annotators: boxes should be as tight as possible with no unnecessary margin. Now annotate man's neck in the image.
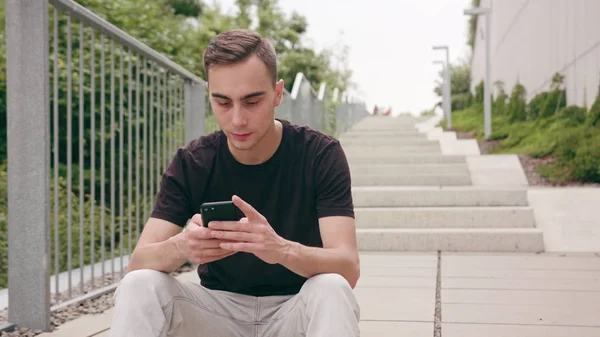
[228,119,283,165]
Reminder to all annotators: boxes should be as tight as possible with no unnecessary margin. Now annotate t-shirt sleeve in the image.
[150,148,194,227]
[314,140,355,219]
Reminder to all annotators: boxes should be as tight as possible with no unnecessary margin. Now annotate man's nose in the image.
[231,105,248,127]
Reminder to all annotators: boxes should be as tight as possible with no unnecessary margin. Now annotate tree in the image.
[433,57,473,111]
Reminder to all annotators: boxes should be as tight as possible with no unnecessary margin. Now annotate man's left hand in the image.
[207,195,291,264]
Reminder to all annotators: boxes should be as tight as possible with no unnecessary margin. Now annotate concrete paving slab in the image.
[442,253,600,270]
[359,266,437,277]
[443,323,600,337]
[352,185,529,207]
[443,303,600,327]
[442,267,600,279]
[355,206,535,228]
[360,321,433,337]
[354,287,434,321]
[443,288,600,307]
[528,188,600,252]
[358,252,438,266]
[442,276,600,291]
[467,154,529,187]
[357,276,436,288]
[38,308,113,337]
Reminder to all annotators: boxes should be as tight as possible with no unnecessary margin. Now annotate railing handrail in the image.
[49,0,205,85]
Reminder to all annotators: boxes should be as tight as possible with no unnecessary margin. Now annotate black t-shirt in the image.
[150,119,354,296]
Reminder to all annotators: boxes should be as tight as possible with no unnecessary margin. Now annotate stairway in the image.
[343,115,544,252]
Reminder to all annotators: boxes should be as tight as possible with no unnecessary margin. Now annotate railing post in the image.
[184,80,206,144]
[6,0,51,331]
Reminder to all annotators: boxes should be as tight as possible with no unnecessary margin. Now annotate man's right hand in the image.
[177,214,236,264]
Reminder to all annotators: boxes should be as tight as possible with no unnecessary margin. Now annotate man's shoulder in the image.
[176,130,223,168]
[282,120,340,155]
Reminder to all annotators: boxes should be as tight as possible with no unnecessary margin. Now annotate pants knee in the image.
[114,269,175,306]
[301,273,360,320]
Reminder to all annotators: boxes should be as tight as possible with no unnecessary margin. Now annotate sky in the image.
[214,0,473,116]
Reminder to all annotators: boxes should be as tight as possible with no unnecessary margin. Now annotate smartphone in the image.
[200,201,244,227]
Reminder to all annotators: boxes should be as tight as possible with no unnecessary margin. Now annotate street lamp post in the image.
[433,45,451,129]
[464,6,492,139]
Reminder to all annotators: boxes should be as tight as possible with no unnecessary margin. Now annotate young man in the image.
[110,29,361,337]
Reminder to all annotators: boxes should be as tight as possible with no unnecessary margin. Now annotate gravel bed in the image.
[1,264,195,336]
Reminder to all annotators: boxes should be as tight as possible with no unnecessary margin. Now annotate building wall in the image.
[470,0,600,106]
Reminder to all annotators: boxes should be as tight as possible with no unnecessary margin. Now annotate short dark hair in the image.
[203,29,278,84]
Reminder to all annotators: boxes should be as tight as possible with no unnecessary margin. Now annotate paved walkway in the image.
[40,252,600,337]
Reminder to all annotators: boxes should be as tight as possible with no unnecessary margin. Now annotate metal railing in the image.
[3,0,368,331]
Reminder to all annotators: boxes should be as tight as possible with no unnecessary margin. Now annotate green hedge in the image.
[441,77,600,184]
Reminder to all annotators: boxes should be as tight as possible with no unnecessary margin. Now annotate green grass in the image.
[441,104,600,184]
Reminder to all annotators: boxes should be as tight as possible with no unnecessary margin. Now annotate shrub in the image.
[527,91,549,120]
[587,85,600,127]
[508,82,527,122]
[557,105,587,126]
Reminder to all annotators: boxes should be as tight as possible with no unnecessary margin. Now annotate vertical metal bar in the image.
[67,14,73,300]
[128,50,133,256]
[90,29,96,290]
[142,61,148,230]
[52,7,60,305]
[180,81,184,146]
[156,70,162,193]
[184,81,206,143]
[163,72,168,171]
[78,21,85,296]
[100,34,106,287]
[110,40,115,282]
[170,77,175,154]
[119,46,124,278]
[135,57,141,243]
[6,0,51,330]
[149,64,154,203]
[176,81,181,147]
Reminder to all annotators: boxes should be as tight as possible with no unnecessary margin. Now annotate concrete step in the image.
[339,138,439,146]
[354,206,536,228]
[352,173,471,186]
[342,130,424,137]
[346,154,466,164]
[349,163,469,175]
[344,146,441,155]
[357,228,545,252]
[352,186,529,207]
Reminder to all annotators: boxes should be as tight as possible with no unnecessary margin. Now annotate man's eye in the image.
[217,101,231,107]
[246,101,259,105]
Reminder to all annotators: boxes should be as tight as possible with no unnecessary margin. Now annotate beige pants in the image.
[110,269,360,337]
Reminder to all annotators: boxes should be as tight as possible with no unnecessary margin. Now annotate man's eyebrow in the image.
[211,91,266,100]
[242,91,266,100]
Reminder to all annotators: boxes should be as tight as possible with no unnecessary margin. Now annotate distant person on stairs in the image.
[110,29,361,337]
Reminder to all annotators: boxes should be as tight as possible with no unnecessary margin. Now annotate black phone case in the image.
[200,201,243,227]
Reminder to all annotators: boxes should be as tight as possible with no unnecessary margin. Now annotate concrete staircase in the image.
[343,115,544,252]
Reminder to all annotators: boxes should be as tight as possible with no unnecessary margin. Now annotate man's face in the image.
[207,54,284,152]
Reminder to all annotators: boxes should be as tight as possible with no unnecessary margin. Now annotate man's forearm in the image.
[281,241,360,288]
[127,234,187,274]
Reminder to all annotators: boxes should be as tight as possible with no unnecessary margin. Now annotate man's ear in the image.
[274,79,284,107]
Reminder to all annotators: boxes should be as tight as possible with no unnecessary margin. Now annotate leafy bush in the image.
[527,91,549,120]
[508,82,527,122]
[587,85,600,127]
[557,105,587,126]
